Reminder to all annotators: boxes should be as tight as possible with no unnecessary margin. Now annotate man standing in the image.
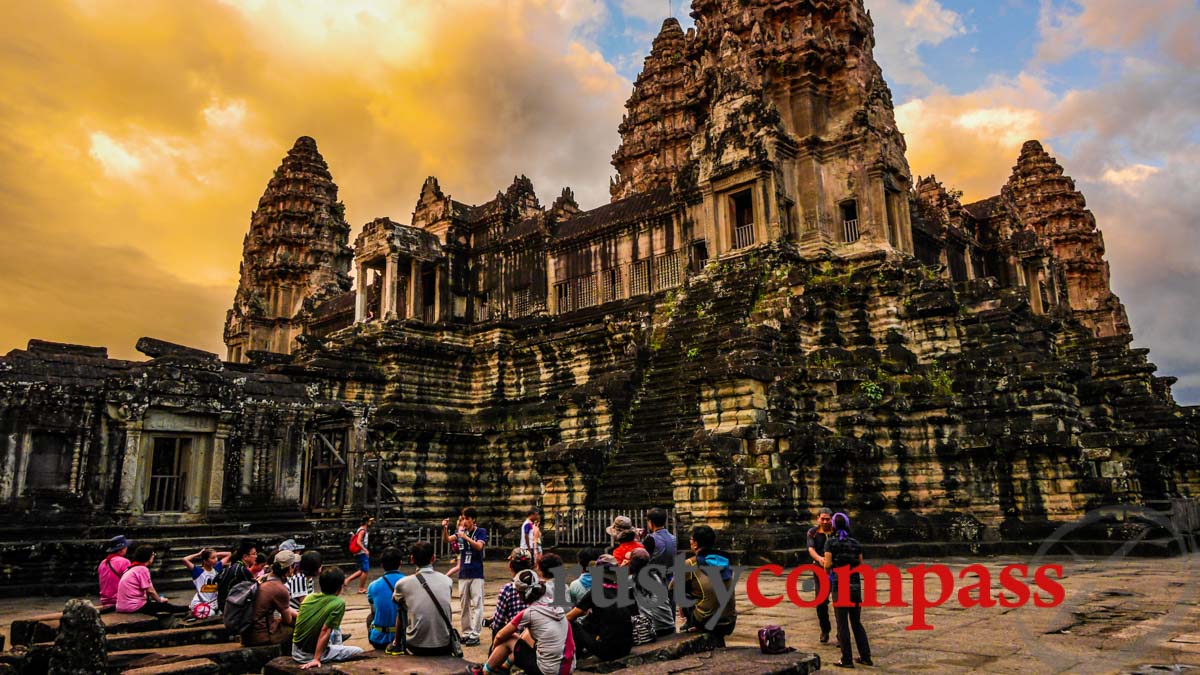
[98,535,131,607]
[443,507,487,646]
[806,508,835,643]
[520,508,542,557]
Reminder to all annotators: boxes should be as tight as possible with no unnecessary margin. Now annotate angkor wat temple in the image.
[2,0,1197,584]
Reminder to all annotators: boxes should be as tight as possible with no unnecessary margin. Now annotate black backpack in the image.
[216,562,249,611]
[223,579,259,635]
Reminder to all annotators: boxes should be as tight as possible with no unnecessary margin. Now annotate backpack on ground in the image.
[758,625,794,654]
[223,580,259,635]
[631,614,657,646]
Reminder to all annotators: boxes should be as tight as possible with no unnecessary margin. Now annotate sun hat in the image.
[605,515,634,537]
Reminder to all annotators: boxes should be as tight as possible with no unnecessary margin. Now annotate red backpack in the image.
[349,528,364,554]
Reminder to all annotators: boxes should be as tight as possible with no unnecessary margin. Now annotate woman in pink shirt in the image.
[97,535,131,607]
[116,545,187,615]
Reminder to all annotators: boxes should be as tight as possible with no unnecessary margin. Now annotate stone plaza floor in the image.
[3,553,1199,674]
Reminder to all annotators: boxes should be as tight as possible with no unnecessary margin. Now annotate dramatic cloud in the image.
[869,0,967,90]
[0,0,628,358]
[894,3,1200,402]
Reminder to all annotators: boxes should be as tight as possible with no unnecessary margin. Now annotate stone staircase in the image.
[593,254,768,508]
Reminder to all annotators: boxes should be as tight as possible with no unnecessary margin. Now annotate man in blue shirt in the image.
[645,508,676,568]
[443,507,487,646]
[365,547,405,650]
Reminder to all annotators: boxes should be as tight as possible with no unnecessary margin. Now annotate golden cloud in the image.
[0,0,627,359]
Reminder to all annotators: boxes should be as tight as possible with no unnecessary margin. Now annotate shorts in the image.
[513,639,548,675]
[355,553,370,572]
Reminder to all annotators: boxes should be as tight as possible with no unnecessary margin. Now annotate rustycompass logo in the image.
[1016,505,1199,674]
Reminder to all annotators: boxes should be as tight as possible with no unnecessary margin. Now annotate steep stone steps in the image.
[594,254,769,508]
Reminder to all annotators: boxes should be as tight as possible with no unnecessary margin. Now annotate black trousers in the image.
[571,619,631,662]
[137,600,189,615]
[816,580,832,636]
[834,605,870,664]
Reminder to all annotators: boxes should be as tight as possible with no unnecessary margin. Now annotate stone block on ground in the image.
[105,624,232,651]
[576,631,717,673]
[12,610,160,646]
[263,652,473,674]
[110,641,286,675]
[123,658,222,675]
[625,648,820,674]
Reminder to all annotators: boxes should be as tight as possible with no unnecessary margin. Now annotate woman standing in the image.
[823,513,872,668]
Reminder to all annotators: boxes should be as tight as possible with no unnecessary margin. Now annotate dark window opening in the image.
[840,200,860,243]
[25,431,73,493]
[145,436,190,512]
[731,190,755,249]
[421,265,436,322]
[947,243,968,282]
[690,240,709,273]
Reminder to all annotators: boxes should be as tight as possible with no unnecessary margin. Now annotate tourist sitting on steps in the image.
[468,569,576,675]
[216,539,257,612]
[293,566,364,669]
[606,516,644,565]
[181,547,231,619]
[629,547,676,638]
[536,552,565,602]
[243,550,299,647]
[366,547,406,650]
[97,534,131,608]
[387,541,454,656]
[671,525,737,647]
[487,548,535,643]
[287,550,323,611]
[567,548,601,605]
[824,513,873,669]
[565,554,635,662]
[116,545,188,615]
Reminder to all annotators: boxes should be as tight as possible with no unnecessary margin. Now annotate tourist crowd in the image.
[97,505,874,671]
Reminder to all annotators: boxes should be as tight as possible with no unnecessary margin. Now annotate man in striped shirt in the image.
[287,550,323,611]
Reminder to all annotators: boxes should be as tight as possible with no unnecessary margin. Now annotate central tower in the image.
[610,0,914,256]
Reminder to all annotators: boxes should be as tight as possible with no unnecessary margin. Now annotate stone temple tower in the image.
[1003,141,1131,338]
[610,0,914,256]
[223,137,353,362]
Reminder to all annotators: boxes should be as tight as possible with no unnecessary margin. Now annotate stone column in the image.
[354,260,367,322]
[208,423,230,514]
[383,253,399,320]
[408,259,420,320]
[116,421,145,516]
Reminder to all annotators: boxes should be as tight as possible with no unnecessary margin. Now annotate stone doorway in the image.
[144,436,190,512]
[304,424,348,515]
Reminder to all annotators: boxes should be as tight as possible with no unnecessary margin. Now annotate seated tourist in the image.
[387,541,454,656]
[216,539,257,612]
[366,547,406,650]
[243,550,299,646]
[606,516,644,565]
[116,545,187,615]
[537,552,565,601]
[565,555,635,662]
[488,548,535,642]
[181,547,231,618]
[287,550,322,611]
[293,566,363,669]
[98,535,131,608]
[469,569,575,675]
[671,525,736,646]
[628,547,675,637]
[567,548,601,605]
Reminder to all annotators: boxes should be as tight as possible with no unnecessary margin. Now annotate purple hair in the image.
[833,512,852,540]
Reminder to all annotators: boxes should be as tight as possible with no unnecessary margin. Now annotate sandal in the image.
[856,657,873,666]
[833,661,855,669]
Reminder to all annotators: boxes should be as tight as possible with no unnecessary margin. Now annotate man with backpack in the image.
[240,550,300,646]
[388,541,454,656]
[344,515,374,594]
[366,547,406,650]
[216,540,257,612]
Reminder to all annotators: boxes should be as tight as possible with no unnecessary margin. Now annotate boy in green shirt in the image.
[292,567,364,669]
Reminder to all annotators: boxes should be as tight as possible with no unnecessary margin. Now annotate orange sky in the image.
[0,0,627,358]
